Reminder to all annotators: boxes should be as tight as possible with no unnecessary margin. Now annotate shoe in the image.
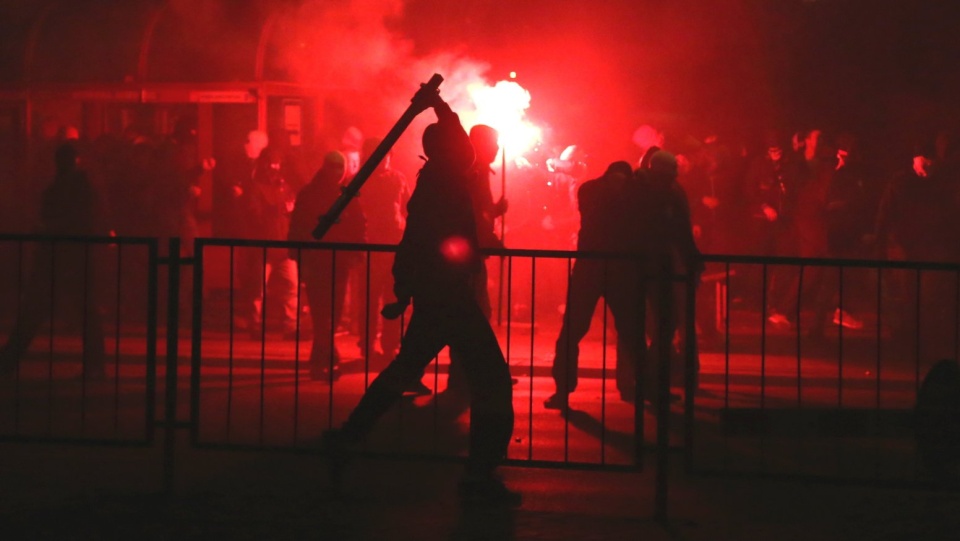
[458,474,522,507]
[404,380,433,396]
[833,308,863,330]
[543,392,569,410]
[767,312,791,328]
[310,364,340,382]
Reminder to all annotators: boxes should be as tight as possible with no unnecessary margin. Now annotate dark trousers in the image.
[445,259,493,396]
[301,252,355,370]
[551,259,640,397]
[362,251,402,359]
[341,297,514,474]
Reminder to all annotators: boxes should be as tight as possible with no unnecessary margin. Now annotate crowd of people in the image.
[5,94,960,507]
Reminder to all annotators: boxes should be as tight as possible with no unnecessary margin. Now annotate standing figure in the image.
[546,161,642,409]
[152,116,214,256]
[288,151,366,380]
[239,146,299,339]
[0,143,107,379]
[356,138,409,366]
[633,151,703,403]
[442,124,508,401]
[220,130,268,238]
[323,92,518,506]
[743,132,798,325]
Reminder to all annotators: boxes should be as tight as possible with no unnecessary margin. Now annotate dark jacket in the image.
[392,103,480,305]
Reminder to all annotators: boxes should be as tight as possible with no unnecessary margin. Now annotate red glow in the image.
[463,80,541,158]
[440,236,472,264]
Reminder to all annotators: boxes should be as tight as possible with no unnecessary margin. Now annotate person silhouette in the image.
[545,161,642,409]
[288,151,366,380]
[632,150,703,404]
[440,123,508,403]
[322,91,519,506]
[0,143,107,379]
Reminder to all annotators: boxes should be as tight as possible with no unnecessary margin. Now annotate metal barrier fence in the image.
[3,233,957,518]
[0,234,159,446]
[688,254,960,488]
[189,238,678,475]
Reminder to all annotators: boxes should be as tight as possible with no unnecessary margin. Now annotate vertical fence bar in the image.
[723,262,731,470]
[506,255,513,383]
[636,271,647,471]
[797,265,804,409]
[915,270,921,394]
[47,242,56,434]
[14,240,23,431]
[527,257,536,461]
[113,242,123,434]
[228,247,237,441]
[654,271,672,524]
[759,263,768,473]
[80,242,89,433]
[875,268,883,480]
[163,237,181,494]
[330,250,338,431]
[190,240,203,446]
[796,264,804,475]
[258,246,267,445]
[293,248,303,444]
[838,266,844,409]
[600,259,609,465]
[145,240,159,444]
[364,250,371,389]
[684,268,697,472]
[954,270,959,362]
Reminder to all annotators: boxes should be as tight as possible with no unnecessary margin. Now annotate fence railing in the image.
[188,238,673,474]
[2,234,958,518]
[689,254,960,488]
[0,234,159,446]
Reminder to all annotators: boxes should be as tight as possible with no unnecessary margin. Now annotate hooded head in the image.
[648,150,678,181]
[322,150,346,180]
[469,124,500,166]
[605,160,633,181]
[54,143,79,174]
[422,122,475,169]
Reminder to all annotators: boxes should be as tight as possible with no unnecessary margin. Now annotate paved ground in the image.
[1,438,958,541]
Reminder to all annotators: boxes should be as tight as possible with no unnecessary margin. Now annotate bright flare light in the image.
[466,80,541,157]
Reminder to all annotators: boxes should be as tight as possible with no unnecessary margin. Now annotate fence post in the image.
[654,271,673,523]
[684,271,698,472]
[163,237,181,495]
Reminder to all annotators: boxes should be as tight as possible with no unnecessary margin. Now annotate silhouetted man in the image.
[442,124,508,401]
[323,92,518,506]
[288,151,366,380]
[546,160,641,409]
[633,150,703,403]
[0,143,107,379]
[743,131,798,326]
[239,146,299,339]
[153,115,214,256]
